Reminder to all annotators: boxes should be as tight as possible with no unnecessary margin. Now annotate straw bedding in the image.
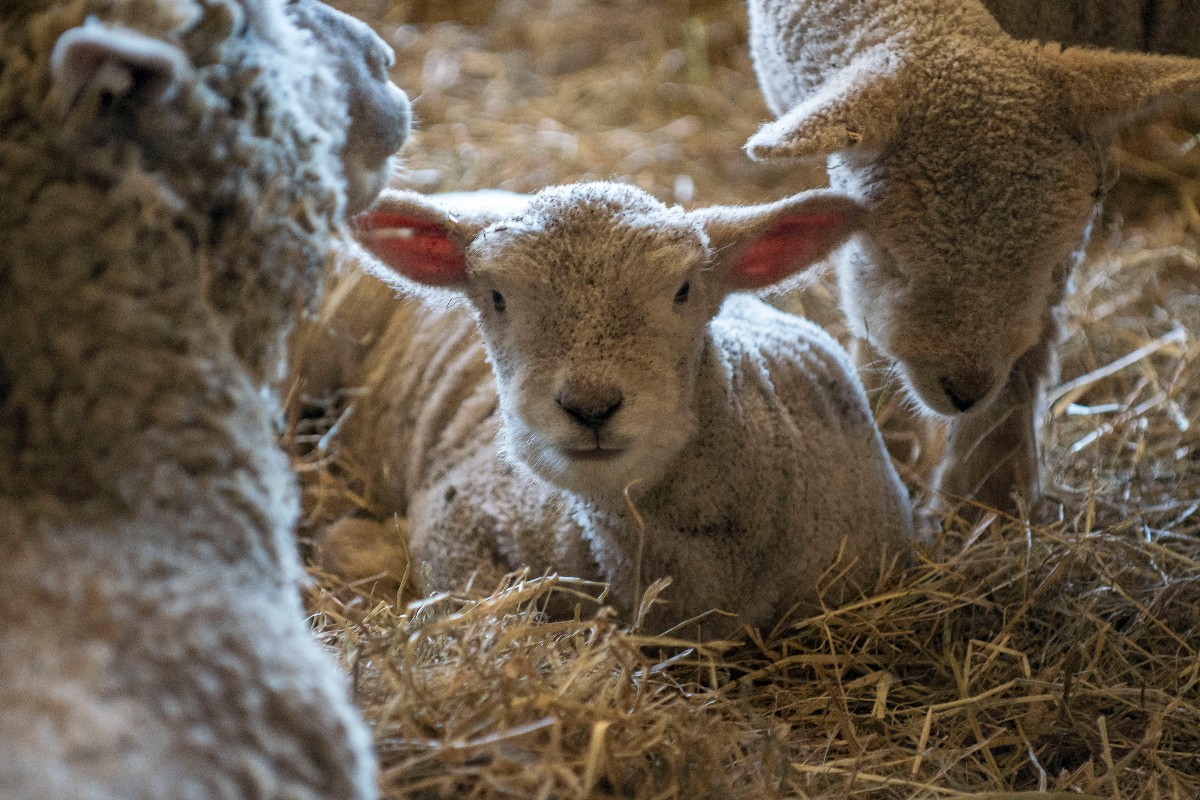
[290,1,1200,796]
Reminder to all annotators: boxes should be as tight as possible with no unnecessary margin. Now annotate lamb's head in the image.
[283,0,411,214]
[10,0,409,383]
[354,183,860,504]
[748,33,1200,417]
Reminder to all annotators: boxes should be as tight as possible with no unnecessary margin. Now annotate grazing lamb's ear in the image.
[352,190,496,288]
[1049,47,1200,133]
[694,191,863,290]
[51,22,190,116]
[745,57,903,161]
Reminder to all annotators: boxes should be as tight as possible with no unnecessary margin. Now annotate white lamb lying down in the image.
[746,0,1200,516]
[315,183,914,639]
[0,0,409,796]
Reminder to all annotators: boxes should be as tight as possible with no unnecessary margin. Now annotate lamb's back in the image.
[336,279,497,514]
[981,0,1200,56]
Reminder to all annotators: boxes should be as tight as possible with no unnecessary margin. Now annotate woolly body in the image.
[746,0,1200,512]
[0,0,409,796]
[982,0,1200,55]
[311,184,913,639]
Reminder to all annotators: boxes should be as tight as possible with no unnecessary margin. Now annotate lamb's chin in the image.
[510,440,663,504]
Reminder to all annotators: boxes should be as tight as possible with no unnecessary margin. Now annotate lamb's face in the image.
[464,190,720,502]
[284,0,411,214]
[830,51,1100,417]
[356,183,860,504]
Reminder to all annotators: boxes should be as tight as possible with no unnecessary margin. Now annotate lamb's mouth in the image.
[562,447,626,462]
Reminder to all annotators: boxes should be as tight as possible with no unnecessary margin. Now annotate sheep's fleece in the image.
[746,0,1200,514]
[301,183,914,641]
[983,0,1200,54]
[0,0,408,797]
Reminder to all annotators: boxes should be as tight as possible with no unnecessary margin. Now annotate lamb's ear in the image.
[694,192,863,290]
[352,190,494,288]
[51,22,190,116]
[1049,47,1200,133]
[746,58,903,161]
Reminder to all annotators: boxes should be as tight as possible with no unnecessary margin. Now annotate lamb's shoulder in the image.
[709,294,876,436]
[701,294,909,541]
[408,444,598,603]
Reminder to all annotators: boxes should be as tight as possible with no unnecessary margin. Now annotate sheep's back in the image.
[334,278,497,514]
[982,0,1200,56]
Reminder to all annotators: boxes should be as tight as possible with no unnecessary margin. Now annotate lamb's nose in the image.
[939,369,992,413]
[557,381,623,432]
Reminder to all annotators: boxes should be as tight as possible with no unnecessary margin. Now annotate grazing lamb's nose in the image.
[557,380,623,431]
[939,368,992,413]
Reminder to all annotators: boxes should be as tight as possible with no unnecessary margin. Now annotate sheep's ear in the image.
[746,59,903,161]
[1049,47,1200,133]
[51,22,190,117]
[695,192,863,290]
[352,190,493,288]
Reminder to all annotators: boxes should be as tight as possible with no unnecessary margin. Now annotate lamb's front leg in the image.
[410,449,601,619]
[933,316,1057,517]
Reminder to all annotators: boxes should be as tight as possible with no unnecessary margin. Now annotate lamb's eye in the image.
[491,290,506,312]
[674,281,690,304]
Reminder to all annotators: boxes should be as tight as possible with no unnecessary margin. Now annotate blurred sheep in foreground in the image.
[0,0,409,796]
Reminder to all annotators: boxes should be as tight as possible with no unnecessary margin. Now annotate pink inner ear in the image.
[731,213,848,289]
[352,210,467,287]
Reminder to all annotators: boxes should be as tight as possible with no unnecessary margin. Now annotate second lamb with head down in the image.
[318,182,913,638]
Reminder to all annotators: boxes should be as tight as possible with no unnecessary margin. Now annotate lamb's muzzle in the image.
[556,377,624,433]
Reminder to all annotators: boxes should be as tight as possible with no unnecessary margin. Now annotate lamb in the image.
[306,182,914,641]
[745,0,1200,515]
[0,0,410,797]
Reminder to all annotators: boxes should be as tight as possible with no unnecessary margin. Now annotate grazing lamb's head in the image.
[354,183,859,500]
[283,0,411,214]
[5,0,409,383]
[748,34,1200,416]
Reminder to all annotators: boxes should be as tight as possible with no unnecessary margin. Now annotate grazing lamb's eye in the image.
[491,290,506,312]
[674,281,690,304]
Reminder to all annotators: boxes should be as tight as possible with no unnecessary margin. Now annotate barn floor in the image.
[294,2,1200,797]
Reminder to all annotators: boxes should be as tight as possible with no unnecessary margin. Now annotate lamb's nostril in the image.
[939,372,989,413]
[942,385,976,412]
[557,385,623,432]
